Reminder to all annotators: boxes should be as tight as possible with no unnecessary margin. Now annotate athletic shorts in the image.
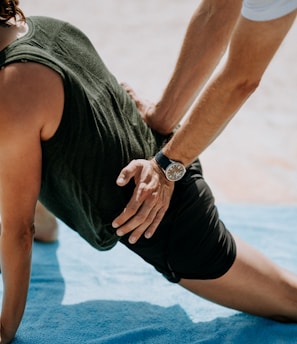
[120,159,236,283]
[242,0,297,21]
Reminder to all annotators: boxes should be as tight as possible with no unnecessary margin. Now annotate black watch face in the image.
[165,163,186,181]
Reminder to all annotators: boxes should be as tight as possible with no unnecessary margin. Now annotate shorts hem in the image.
[161,248,237,284]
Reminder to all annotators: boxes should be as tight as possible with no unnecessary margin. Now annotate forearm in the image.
[150,0,242,134]
[162,69,254,165]
[161,11,297,164]
[0,228,33,343]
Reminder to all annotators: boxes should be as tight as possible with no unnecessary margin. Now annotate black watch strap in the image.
[154,151,186,182]
[154,151,171,170]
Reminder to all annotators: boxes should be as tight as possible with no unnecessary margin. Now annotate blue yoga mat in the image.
[3,204,297,343]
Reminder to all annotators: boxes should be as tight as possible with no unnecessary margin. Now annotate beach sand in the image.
[22,1,297,204]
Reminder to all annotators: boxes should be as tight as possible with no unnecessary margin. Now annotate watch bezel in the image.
[154,150,186,181]
[164,161,186,182]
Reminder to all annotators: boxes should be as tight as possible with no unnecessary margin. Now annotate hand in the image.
[112,159,174,244]
[120,82,163,133]
[0,324,12,344]
[120,82,155,122]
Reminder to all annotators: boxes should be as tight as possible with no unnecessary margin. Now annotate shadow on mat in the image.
[12,238,297,344]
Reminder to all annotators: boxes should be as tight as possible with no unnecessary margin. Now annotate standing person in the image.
[1,2,297,343]
[113,0,297,241]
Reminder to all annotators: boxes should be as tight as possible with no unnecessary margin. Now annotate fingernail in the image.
[112,222,119,228]
[117,177,125,184]
[145,232,152,239]
[129,237,136,244]
[116,229,123,236]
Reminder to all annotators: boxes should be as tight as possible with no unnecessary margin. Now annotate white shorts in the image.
[242,0,297,21]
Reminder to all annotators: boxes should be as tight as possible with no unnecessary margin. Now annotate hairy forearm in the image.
[0,229,33,343]
[161,10,297,165]
[150,0,242,134]
[162,71,256,165]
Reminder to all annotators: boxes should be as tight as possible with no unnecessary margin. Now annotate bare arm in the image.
[0,62,63,343]
[163,11,297,165]
[114,7,296,241]
[113,0,242,240]
[144,0,242,134]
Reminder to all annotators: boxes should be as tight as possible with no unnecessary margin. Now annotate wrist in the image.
[149,101,179,135]
[0,328,14,344]
[154,151,186,182]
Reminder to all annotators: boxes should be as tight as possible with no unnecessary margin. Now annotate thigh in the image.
[180,235,297,321]
[121,160,236,282]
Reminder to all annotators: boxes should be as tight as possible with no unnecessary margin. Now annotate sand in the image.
[21,1,297,204]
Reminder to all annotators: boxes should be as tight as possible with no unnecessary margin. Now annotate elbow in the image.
[234,77,261,99]
[19,225,35,251]
[219,59,263,103]
[220,67,262,103]
[1,224,35,253]
[16,227,35,255]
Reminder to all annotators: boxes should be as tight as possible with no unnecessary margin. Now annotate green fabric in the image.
[0,16,164,250]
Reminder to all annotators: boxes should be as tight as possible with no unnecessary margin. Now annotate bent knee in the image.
[269,271,297,323]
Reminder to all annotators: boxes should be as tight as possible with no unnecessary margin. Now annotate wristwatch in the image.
[154,151,186,182]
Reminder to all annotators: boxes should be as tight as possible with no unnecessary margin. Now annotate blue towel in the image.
[3,205,297,343]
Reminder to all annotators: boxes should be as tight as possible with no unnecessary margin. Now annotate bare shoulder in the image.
[0,62,64,140]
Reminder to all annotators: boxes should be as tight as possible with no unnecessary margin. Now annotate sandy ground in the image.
[21,1,297,205]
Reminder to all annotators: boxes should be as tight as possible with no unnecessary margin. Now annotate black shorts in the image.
[120,159,236,283]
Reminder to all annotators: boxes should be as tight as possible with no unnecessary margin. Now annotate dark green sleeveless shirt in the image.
[0,16,164,250]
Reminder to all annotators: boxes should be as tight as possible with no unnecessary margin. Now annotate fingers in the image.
[112,159,174,244]
[116,160,137,187]
[114,159,160,220]
[112,191,155,232]
[120,82,142,106]
[120,82,155,118]
[112,175,161,232]
[126,189,171,244]
[115,191,171,244]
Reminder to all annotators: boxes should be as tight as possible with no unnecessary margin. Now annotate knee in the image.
[272,273,297,323]
[34,202,58,242]
[34,222,58,243]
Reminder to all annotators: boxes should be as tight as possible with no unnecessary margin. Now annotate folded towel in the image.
[3,204,297,343]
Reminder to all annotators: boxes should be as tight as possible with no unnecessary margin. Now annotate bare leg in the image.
[180,236,297,322]
[34,201,58,242]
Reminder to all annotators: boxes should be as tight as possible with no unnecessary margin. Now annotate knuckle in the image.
[138,183,148,194]
[145,211,155,222]
[149,192,159,203]
[123,205,138,217]
[138,184,154,197]
[128,204,139,214]
[136,213,147,222]
[155,211,165,222]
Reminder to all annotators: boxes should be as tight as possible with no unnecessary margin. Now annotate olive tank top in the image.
[0,16,164,250]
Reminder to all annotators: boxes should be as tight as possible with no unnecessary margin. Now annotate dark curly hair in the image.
[0,0,25,24]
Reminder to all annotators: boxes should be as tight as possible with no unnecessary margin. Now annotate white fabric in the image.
[242,0,297,21]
